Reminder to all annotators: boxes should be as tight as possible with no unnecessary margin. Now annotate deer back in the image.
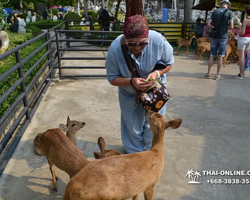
[40,128,89,177]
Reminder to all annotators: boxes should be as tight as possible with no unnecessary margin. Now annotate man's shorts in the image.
[237,37,250,50]
[210,38,228,57]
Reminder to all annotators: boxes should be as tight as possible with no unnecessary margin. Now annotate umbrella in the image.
[49,6,61,9]
[3,8,12,14]
[58,8,68,12]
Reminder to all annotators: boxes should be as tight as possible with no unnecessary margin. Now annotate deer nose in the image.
[82,122,86,126]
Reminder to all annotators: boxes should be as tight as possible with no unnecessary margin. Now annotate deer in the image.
[33,116,89,193]
[63,111,182,200]
[34,116,84,155]
[93,137,121,159]
[223,40,238,67]
[197,41,210,61]
[0,24,9,54]
[196,37,210,44]
[175,34,195,55]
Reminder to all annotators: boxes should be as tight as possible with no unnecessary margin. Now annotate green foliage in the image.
[26,20,63,30]
[0,33,46,119]
[107,0,115,13]
[87,10,98,21]
[64,11,81,22]
[26,24,43,36]
[0,1,8,25]
[51,8,59,15]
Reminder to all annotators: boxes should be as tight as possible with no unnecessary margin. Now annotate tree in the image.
[176,0,180,22]
[0,1,8,24]
[184,0,193,22]
[114,0,122,22]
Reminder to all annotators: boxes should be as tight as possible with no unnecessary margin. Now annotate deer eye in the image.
[71,124,76,127]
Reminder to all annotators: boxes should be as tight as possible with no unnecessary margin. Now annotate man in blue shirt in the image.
[194,18,205,38]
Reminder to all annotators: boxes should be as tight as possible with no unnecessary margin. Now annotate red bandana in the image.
[123,15,149,39]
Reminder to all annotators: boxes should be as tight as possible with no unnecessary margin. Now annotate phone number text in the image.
[207,179,250,185]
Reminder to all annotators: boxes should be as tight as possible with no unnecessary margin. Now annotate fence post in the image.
[45,30,54,79]
[65,21,70,48]
[55,30,62,78]
[15,51,31,121]
[181,23,185,38]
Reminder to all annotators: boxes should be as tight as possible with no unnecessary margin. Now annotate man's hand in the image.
[132,78,152,91]
[145,71,158,81]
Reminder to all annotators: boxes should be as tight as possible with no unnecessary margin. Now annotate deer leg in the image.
[144,186,155,200]
[175,46,181,55]
[47,159,58,193]
[132,194,139,200]
[186,46,189,55]
[223,53,229,67]
[197,49,200,60]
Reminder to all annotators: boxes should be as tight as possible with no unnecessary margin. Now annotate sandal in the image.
[204,73,211,79]
[233,74,244,79]
[214,75,224,80]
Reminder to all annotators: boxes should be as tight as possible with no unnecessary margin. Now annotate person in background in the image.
[105,15,174,153]
[98,8,110,31]
[43,9,50,20]
[17,13,26,33]
[204,0,234,80]
[234,5,250,79]
[10,13,19,33]
[194,18,205,38]
[31,12,37,22]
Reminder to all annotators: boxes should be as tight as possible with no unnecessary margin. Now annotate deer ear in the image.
[165,118,182,129]
[67,116,70,124]
[97,137,106,152]
[93,152,103,159]
[59,124,68,132]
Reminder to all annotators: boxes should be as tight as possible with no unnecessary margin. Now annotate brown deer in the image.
[33,116,89,192]
[93,137,121,159]
[175,34,195,55]
[34,116,84,155]
[196,37,210,44]
[223,40,238,67]
[63,112,182,200]
[0,25,9,54]
[197,42,211,61]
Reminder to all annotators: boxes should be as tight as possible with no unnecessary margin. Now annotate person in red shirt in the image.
[234,5,250,79]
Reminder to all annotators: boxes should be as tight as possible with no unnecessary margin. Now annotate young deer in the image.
[175,34,195,55]
[93,137,121,159]
[33,116,89,192]
[63,112,182,200]
[223,40,238,67]
[197,42,210,61]
[34,116,84,155]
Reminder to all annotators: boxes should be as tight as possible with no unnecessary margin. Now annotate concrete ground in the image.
[0,47,250,200]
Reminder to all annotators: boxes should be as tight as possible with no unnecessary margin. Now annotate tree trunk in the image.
[176,0,180,22]
[19,0,23,10]
[114,0,122,22]
[126,0,143,18]
[184,0,193,23]
[84,0,88,15]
